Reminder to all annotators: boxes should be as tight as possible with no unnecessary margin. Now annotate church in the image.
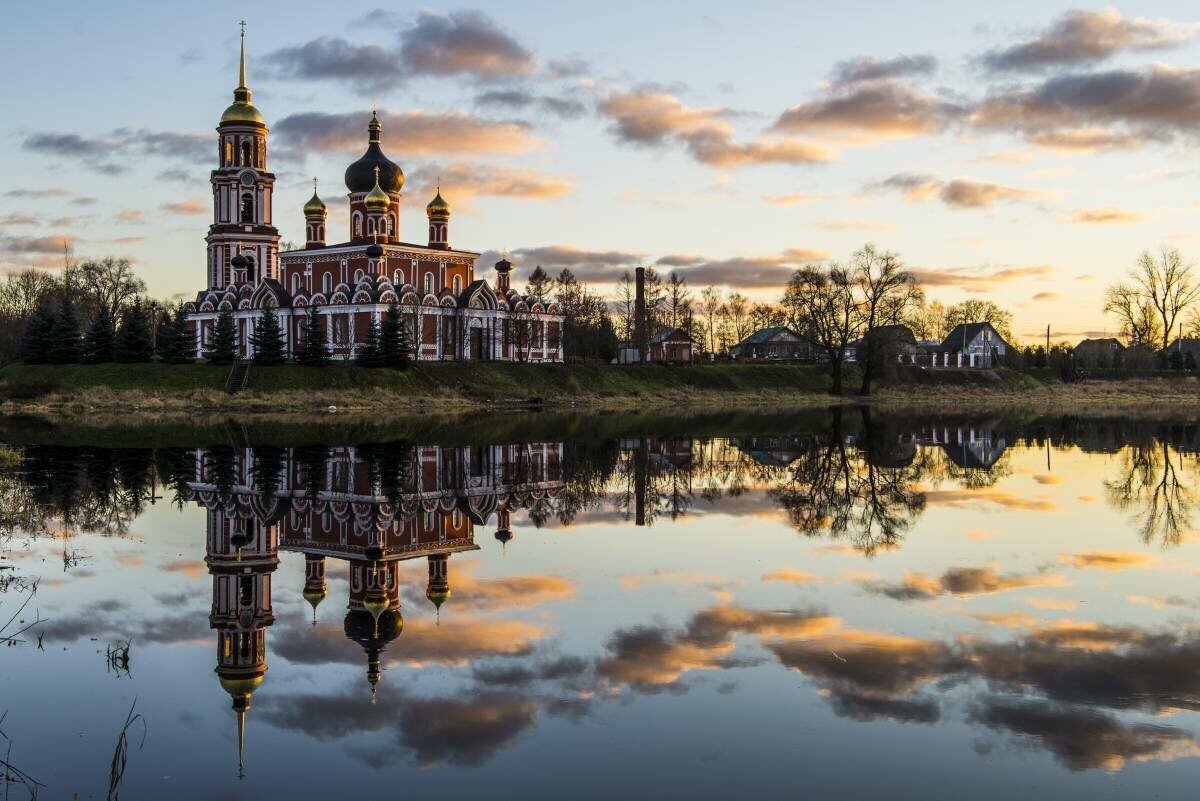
[184,28,563,363]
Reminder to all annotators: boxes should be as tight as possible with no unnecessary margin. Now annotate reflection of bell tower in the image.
[344,557,402,702]
[494,508,513,550]
[302,553,327,626]
[206,508,278,777]
[425,553,452,621]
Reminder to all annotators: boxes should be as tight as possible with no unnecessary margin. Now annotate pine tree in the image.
[356,317,383,367]
[155,306,180,363]
[113,299,155,363]
[297,311,329,365]
[169,305,195,363]
[81,305,115,364]
[206,308,237,365]
[526,265,551,303]
[250,307,286,365]
[20,299,56,364]
[49,297,81,364]
[379,303,411,369]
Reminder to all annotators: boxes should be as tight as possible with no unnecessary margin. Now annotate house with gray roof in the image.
[730,326,817,361]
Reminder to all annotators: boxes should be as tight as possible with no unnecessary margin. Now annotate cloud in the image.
[400,567,574,611]
[264,10,532,91]
[980,9,1200,73]
[651,248,829,289]
[1032,291,1062,301]
[22,129,209,171]
[407,162,571,202]
[762,568,825,585]
[0,234,77,256]
[114,209,143,224]
[274,110,538,158]
[864,565,1064,601]
[0,213,37,229]
[907,264,1054,291]
[921,487,1056,510]
[1069,207,1142,224]
[508,245,644,277]
[400,10,534,80]
[761,193,824,207]
[870,173,1044,209]
[773,81,963,141]
[164,197,207,215]
[813,218,894,232]
[264,37,405,93]
[1026,127,1141,152]
[2,187,71,199]
[971,697,1199,771]
[474,89,588,119]
[969,611,1039,628]
[599,88,831,168]
[971,66,1200,146]
[831,54,938,86]
[1059,550,1157,571]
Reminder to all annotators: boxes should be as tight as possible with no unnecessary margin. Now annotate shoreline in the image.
[1,362,1199,426]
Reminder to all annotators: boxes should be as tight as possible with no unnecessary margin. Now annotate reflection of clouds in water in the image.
[863,565,1066,601]
[1059,550,1158,571]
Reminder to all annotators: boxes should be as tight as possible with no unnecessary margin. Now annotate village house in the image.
[1073,337,1124,367]
[183,30,563,363]
[1163,338,1200,367]
[844,324,919,364]
[931,323,1009,368]
[730,326,816,361]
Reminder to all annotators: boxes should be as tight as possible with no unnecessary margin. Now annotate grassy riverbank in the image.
[1,361,1198,423]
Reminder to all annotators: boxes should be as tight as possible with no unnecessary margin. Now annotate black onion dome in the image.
[343,607,403,647]
[365,244,384,259]
[344,111,404,194]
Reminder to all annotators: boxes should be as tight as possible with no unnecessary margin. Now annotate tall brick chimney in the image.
[634,266,647,363]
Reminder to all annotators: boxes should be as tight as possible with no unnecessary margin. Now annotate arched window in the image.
[367,218,375,236]
[354,269,364,283]
[322,273,332,295]
[424,272,433,295]
[241,141,252,166]
[353,213,362,238]
[240,194,254,223]
[224,141,232,166]
[452,275,462,294]
[291,273,300,294]
[388,215,395,236]
[393,269,402,286]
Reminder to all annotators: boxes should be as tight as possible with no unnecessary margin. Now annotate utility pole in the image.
[1046,324,1050,351]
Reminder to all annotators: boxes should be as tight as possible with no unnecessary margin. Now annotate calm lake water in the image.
[3,410,1200,799]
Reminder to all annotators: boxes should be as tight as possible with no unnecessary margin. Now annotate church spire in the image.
[220,21,263,124]
[237,20,248,92]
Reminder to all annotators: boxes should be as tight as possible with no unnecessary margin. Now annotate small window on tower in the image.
[240,194,254,223]
[424,272,433,295]
[241,141,252,166]
[353,213,362,238]
[389,215,395,236]
[453,275,462,294]
[224,141,232,165]
[322,273,332,295]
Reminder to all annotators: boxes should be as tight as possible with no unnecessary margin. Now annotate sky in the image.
[3,1,1200,343]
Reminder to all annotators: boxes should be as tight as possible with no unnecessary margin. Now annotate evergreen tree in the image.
[378,303,411,369]
[113,299,154,363]
[155,306,181,363]
[250,307,286,365]
[81,305,115,364]
[297,311,329,365]
[49,297,81,364]
[1169,348,1185,371]
[525,265,551,303]
[20,298,55,364]
[206,308,237,365]
[169,305,195,363]
[356,317,383,367]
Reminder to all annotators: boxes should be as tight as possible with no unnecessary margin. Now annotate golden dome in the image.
[303,179,327,216]
[426,188,451,217]
[218,674,265,699]
[364,166,391,212]
[362,589,390,621]
[221,100,265,125]
[302,585,327,607]
[425,587,451,608]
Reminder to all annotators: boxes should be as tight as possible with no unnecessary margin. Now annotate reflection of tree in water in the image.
[768,410,927,555]
[1106,440,1194,546]
[18,447,161,537]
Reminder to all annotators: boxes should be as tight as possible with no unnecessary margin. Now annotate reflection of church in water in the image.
[179,442,562,772]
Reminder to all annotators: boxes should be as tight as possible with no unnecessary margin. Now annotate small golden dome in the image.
[362,589,390,621]
[303,179,327,216]
[425,587,451,608]
[218,674,264,698]
[364,166,391,211]
[302,585,327,607]
[426,188,451,217]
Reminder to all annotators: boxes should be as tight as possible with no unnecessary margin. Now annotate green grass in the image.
[0,361,837,398]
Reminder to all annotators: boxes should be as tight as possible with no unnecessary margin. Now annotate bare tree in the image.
[699,286,724,355]
[782,264,860,395]
[852,245,920,395]
[1104,247,1197,349]
[943,299,1013,341]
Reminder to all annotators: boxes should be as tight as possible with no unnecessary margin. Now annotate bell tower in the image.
[206,22,280,289]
